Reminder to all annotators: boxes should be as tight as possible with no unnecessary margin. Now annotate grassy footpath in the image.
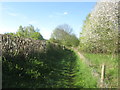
[72,50,97,88]
[83,53,118,88]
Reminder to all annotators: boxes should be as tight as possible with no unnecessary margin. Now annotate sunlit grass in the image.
[73,51,97,88]
[83,53,118,88]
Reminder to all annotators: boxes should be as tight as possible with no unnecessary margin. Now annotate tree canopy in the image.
[79,1,119,53]
[50,24,79,47]
[7,25,44,40]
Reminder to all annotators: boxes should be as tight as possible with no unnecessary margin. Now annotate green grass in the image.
[83,53,118,88]
[72,51,97,88]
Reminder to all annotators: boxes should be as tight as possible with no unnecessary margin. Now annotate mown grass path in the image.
[72,48,107,88]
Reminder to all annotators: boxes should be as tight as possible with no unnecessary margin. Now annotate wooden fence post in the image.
[100,63,105,88]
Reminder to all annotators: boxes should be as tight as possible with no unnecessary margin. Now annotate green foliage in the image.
[70,34,79,47]
[3,39,97,88]
[7,25,44,40]
[2,42,74,88]
[50,24,79,47]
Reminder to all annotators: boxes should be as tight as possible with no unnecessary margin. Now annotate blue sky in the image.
[0,2,96,39]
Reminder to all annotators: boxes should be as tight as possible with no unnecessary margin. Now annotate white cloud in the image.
[48,15,53,18]
[1,5,13,11]
[28,21,38,24]
[49,11,68,18]
[63,12,68,15]
[7,12,18,16]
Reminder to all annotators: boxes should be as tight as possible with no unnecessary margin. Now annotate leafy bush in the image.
[2,41,78,88]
